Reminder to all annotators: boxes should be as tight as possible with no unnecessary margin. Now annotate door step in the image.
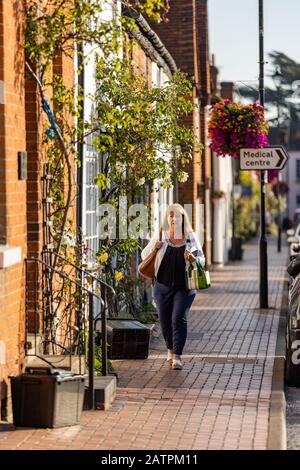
[83,375,117,410]
[25,355,86,374]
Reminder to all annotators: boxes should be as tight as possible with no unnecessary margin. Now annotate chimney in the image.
[221,81,234,101]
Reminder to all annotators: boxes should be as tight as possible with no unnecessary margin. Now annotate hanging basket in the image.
[208,100,269,158]
[211,190,226,203]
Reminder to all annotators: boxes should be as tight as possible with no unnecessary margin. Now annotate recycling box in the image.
[10,368,86,428]
[107,319,151,359]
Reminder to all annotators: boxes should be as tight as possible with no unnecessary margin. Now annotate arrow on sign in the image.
[240,146,289,171]
[275,148,286,169]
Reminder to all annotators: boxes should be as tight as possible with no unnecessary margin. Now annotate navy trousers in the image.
[153,281,196,356]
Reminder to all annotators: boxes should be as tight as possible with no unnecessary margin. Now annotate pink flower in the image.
[208,100,269,158]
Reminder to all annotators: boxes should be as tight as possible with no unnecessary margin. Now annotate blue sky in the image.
[208,0,300,91]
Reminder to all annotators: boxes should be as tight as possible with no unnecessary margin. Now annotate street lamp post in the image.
[258,0,268,308]
[272,67,283,253]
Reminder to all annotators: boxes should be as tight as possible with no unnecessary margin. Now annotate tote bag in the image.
[138,249,158,280]
[138,229,162,280]
[185,259,211,290]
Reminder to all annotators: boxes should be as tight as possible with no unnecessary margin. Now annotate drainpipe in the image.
[76,43,84,240]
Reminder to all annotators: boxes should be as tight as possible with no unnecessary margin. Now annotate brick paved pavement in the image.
[0,237,287,450]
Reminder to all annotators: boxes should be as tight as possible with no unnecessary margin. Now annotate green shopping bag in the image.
[185,260,211,290]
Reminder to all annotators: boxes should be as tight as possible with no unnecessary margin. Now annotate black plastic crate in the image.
[10,369,86,428]
[107,320,150,359]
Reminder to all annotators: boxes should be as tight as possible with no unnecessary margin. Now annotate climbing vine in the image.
[91,54,199,314]
[25,0,202,319]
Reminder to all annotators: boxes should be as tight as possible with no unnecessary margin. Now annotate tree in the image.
[238,51,300,149]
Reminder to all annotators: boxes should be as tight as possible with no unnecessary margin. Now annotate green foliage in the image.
[93,55,197,193]
[134,300,158,324]
[235,198,259,240]
[25,0,202,321]
[266,184,286,221]
[25,0,170,72]
[26,1,108,71]
[26,1,199,258]
[236,171,260,240]
[90,51,200,316]
[134,0,170,22]
[239,170,253,187]
[94,342,114,376]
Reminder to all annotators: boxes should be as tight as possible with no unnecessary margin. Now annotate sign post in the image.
[258,0,268,308]
[241,1,289,308]
[240,145,289,309]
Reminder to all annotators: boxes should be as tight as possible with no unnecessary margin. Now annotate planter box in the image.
[229,237,243,261]
[107,319,151,359]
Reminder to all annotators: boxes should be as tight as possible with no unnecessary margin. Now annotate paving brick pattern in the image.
[0,238,287,450]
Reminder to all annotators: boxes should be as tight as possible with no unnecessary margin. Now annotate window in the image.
[296,160,300,181]
[83,133,100,265]
[157,67,162,88]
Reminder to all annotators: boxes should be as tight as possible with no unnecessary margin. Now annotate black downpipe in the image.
[76,44,84,239]
[88,293,95,409]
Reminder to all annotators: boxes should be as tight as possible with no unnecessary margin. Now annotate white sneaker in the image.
[172,358,183,370]
[167,349,174,363]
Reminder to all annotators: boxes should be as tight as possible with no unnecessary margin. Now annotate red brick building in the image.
[0,0,27,420]
[0,0,75,419]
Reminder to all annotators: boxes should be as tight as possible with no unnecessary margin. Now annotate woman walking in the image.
[141,204,205,370]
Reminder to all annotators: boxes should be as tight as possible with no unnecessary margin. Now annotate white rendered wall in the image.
[212,154,233,265]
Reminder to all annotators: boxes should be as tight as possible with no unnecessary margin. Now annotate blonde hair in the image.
[160,203,194,237]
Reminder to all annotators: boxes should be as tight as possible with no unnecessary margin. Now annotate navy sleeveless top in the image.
[156,241,186,288]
